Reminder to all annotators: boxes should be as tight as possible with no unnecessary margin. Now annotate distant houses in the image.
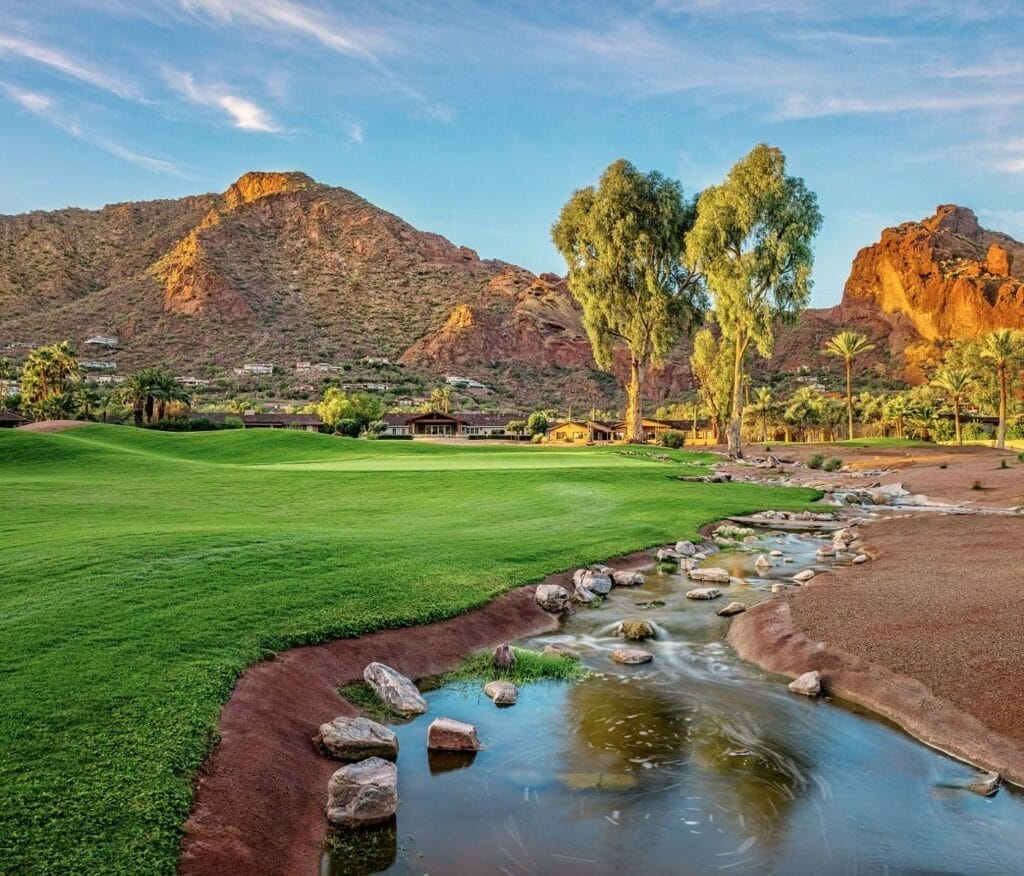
[0,410,30,428]
[547,417,715,445]
[382,411,519,438]
[84,335,118,348]
[234,363,275,376]
[195,412,322,432]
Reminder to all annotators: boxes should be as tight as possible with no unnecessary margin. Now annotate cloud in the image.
[166,69,281,132]
[1,81,186,176]
[775,91,1024,120]
[0,33,137,99]
[347,122,363,144]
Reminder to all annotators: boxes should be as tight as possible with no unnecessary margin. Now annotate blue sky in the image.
[2,0,1024,307]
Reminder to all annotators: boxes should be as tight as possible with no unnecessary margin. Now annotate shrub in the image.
[661,429,685,449]
[334,418,360,437]
[823,456,842,472]
[531,433,544,444]
[141,417,240,432]
[807,452,824,470]
[999,458,1009,469]
[1017,452,1024,463]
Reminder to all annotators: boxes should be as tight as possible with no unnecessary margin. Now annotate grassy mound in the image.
[0,425,818,873]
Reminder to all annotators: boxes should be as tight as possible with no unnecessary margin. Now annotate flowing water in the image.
[324,533,1024,875]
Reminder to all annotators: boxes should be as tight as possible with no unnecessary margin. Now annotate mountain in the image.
[833,204,1024,378]
[3,175,1022,408]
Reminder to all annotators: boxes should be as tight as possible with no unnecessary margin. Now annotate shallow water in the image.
[324,533,1024,875]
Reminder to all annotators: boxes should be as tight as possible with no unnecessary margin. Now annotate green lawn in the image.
[0,426,819,874]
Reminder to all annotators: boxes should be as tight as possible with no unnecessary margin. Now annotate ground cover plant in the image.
[0,426,818,873]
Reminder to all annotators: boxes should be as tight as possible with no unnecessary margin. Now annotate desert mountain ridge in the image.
[2,172,1022,406]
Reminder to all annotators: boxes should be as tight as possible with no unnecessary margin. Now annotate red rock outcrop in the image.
[838,204,1024,345]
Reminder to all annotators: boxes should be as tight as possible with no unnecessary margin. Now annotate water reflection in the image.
[325,533,1024,874]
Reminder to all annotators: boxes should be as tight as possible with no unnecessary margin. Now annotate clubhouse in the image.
[381,411,519,438]
[547,417,715,445]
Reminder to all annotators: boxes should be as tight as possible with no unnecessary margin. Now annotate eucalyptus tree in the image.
[824,330,875,440]
[979,329,1024,449]
[686,144,822,457]
[553,159,705,443]
[688,328,733,443]
[931,366,974,445]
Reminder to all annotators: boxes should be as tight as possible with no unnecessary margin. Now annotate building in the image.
[81,361,118,371]
[177,376,211,388]
[234,363,275,376]
[196,412,321,432]
[0,410,29,428]
[547,420,615,443]
[381,411,519,438]
[85,335,119,347]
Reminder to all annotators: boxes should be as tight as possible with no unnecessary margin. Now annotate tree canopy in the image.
[552,159,705,442]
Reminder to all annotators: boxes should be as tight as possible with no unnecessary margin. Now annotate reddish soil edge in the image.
[178,585,563,876]
[728,515,1024,787]
[178,549,644,876]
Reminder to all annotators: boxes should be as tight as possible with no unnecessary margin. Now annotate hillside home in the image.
[85,335,118,347]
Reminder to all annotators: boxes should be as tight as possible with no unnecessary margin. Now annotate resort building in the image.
[381,411,519,438]
[547,417,715,445]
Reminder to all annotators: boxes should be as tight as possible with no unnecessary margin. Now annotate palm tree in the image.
[748,387,775,442]
[931,367,974,446]
[979,329,1024,449]
[430,385,452,413]
[151,371,189,421]
[0,357,15,402]
[883,394,909,439]
[73,384,101,420]
[824,330,875,440]
[120,371,158,426]
[19,342,82,418]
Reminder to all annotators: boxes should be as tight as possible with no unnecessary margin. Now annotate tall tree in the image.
[19,342,82,418]
[748,386,776,443]
[429,385,452,413]
[686,144,822,457]
[979,329,1024,449]
[688,328,733,443]
[824,330,875,440]
[552,159,705,443]
[931,366,974,446]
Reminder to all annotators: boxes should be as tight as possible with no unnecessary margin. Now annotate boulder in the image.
[788,671,821,697]
[611,570,644,587]
[587,572,613,595]
[769,550,784,557]
[535,584,570,613]
[679,557,699,572]
[816,546,836,558]
[611,647,653,665]
[771,583,788,594]
[483,680,518,706]
[686,587,722,600]
[792,569,815,583]
[966,771,1001,797]
[688,567,730,584]
[492,643,516,670]
[326,757,398,828]
[619,618,656,640]
[717,601,746,617]
[656,547,682,562]
[754,554,774,569]
[543,643,580,660]
[363,662,427,716]
[427,717,482,751]
[729,577,748,587]
[674,540,697,556]
[852,554,869,564]
[573,580,596,604]
[318,716,399,762]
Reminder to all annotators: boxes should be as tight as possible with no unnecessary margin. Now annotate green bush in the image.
[334,418,360,437]
[141,418,240,432]
[661,429,685,449]
[823,456,842,472]
[807,452,824,469]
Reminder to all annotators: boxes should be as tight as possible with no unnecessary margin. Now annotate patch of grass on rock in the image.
[443,647,588,685]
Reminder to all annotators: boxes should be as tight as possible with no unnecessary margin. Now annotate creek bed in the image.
[324,533,1024,874]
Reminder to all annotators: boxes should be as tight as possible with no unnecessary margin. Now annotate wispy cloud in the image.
[165,69,281,132]
[2,81,186,176]
[776,91,1024,120]
[0,33,138,99]
[347,122,363,144]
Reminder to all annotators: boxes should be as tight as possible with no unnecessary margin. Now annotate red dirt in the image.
[179,586,560,876]
[729,512,1024,785]
[16,419,92,433]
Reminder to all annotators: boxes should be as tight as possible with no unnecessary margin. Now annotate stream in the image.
[324,530,1024,875]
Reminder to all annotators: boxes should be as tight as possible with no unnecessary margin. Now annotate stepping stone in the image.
[755,554,774,568]
[769,550,784,557]
[483,680,518,706]
[717,601,746,617]
[611,647,653,665]
[788,671,821,697]
[792,569,816,583]
[363,662,427,716]
[688,567,730,584]
[619,618,656,640]
[852,554,869,564]
[686,587,722,600]
[966,771,1001,797]
[318,716,398,761]
[612,570,645,587]
[771,584,788,594]
[543,643,580,660]
[427,717,482,751]
[326,757,397,828]
[492,643,515,669]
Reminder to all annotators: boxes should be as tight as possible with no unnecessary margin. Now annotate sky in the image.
[2,0,1024,307]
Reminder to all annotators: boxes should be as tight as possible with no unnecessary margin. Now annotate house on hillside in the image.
[0,410,29,428]
[85,335,118,347]
[381,411,518,438]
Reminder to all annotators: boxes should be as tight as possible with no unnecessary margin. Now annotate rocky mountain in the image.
[833,204,1024,378]
[2,176,1022,408]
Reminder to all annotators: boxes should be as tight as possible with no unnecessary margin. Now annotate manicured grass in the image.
[0,426,818,874]
[441,647,588,684]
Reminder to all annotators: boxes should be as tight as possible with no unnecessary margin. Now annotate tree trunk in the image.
[625,359,645,444]
[997,366,1007,449]
[954,401,961,446]
[727,332,746,458]
[133,398,144,427]
[845,359,854,441]
[144,395,155,423]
